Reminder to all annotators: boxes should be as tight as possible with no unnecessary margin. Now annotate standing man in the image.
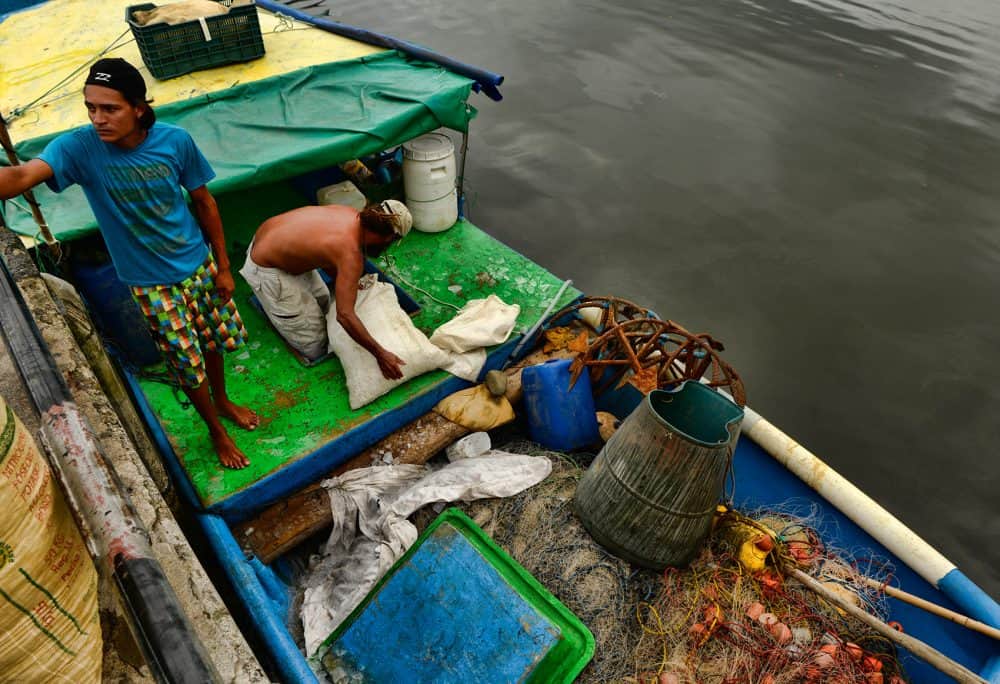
[0,58,257,469]
[240,201,411,378]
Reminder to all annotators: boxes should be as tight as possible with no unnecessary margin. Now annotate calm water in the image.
[319,0,1000,595]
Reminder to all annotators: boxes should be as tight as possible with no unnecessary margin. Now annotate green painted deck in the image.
[136,186,578,507]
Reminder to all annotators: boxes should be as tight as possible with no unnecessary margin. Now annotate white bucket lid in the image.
[402,132,455,161]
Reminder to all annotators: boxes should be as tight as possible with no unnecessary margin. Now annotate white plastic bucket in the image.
[402,133,456,203]
[317,180,366,211]
[407,189,458,233]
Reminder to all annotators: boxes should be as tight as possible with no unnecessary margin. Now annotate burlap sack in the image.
[328,276,450,409]
[0,396,102,683]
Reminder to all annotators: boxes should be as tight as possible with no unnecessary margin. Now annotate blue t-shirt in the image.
[40,123,215,286]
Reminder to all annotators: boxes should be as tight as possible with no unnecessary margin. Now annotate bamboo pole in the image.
[861,576,1000,642]
[790,567,988,684]
[0,115,60,258]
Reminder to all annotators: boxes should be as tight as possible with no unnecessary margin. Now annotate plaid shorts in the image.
[131,255,248,388]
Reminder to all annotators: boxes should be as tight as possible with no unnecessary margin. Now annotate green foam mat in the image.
[136,185,579,507]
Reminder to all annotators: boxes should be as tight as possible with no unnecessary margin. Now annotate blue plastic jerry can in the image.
[521,358,600,451]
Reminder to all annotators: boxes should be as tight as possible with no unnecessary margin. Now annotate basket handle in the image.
[197,16,212,42]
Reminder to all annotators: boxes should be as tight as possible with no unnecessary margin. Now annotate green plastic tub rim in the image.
[315,507,595,683]
[645,381,745,448]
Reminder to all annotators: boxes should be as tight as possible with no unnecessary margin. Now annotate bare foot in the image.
[216,399,260,431]
[211,430,250,469]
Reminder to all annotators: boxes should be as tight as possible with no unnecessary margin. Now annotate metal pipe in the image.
[505,278,574,367]
[0,238,220,684]
[457,126,470,219]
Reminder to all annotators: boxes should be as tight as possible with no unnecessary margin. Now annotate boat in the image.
[2,1,999,682]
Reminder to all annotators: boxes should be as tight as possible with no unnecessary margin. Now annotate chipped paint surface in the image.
[137,206,579,507]
[41,403,151,569]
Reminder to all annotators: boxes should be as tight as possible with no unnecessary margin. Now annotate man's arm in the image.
[333,258,406,380]
[188,185,235,301]
[0,159,53,200]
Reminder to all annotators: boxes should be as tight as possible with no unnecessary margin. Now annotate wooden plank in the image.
[234,412,468,562]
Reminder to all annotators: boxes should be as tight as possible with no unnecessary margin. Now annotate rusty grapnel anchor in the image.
[544,296,746,406]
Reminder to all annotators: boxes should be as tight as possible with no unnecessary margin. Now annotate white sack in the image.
[429,294,521,353]
[438,347,487,382]
[300,452,552,655]
[328,276,451,409]
[430,294,520,381]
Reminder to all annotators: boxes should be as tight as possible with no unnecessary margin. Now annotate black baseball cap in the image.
[85,58,147,101]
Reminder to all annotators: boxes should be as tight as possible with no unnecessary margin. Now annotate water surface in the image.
[318,0,1000,595]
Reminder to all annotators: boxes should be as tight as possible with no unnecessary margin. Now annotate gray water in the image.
[319,0,1000,596]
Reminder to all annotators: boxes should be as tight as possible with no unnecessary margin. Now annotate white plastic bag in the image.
[445,432,491,461]
[300,452,552,655]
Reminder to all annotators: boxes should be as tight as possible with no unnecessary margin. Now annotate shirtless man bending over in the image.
[240,200,412,379]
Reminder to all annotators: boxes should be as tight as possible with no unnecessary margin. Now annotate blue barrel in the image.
[521,358,600,451]
[71,260,161,367]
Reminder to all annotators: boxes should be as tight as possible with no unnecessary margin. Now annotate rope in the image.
[106,344,191,407]
[7,29,133,123]
[4,197,31,218]
[635,602,671,675]
[271,11,296,32]
[377,252,462,312]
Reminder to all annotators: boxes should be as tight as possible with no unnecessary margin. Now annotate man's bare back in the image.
[250,205,363,276]
[243,203,408,380]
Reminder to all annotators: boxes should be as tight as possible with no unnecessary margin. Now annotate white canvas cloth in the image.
[430,294,520,353]
[431,294,521,381]
[299,452,552,655]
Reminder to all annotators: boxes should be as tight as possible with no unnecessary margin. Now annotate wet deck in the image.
[132,187,578,518]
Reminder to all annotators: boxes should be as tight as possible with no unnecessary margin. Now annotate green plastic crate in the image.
[317,508,596,682]
[125,0,265,80]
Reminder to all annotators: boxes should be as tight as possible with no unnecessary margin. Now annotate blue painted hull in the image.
[126,353,1000,682]
[734,435,998,683]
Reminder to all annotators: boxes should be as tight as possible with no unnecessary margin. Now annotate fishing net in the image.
[413,440,657,681]
[415,440,910,684]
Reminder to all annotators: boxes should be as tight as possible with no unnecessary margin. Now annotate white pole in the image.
[740,406,954,586]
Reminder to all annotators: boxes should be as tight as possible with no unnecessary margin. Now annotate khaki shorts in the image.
[239,245,330,360]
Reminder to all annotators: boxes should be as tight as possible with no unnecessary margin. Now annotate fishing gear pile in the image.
[421,444,910,684]
[630,507,909,683]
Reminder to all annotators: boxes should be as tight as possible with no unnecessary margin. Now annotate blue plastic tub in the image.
[316,508,594,682]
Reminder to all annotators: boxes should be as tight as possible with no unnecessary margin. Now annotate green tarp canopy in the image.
[3,51,476,242]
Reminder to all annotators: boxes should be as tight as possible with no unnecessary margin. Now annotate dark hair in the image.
[132,96,156,130]
[359,205,397,237]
